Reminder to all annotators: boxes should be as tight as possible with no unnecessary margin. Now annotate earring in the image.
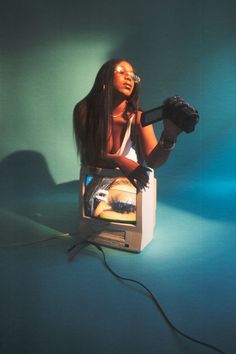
[103,84,106,90]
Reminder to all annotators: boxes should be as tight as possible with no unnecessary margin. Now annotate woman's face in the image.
[113,61,140,97]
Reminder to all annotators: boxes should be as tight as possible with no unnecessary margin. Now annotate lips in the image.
[123,83,132,90]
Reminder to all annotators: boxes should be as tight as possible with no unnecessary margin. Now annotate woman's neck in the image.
[112,99,127,117]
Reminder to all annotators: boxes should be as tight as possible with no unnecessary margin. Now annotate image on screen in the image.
[84,174,137,224]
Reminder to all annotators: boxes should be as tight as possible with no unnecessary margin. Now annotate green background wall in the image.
[1,2,236,354]
[1,0,235,188]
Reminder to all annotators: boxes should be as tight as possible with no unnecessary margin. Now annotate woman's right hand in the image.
[115,156,151,192]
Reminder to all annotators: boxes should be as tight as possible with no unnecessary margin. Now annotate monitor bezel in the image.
[79,166,157,252]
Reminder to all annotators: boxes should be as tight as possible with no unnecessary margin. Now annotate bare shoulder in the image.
[135,110,158,146]
[132,110,143,127]
[136,110,142,122]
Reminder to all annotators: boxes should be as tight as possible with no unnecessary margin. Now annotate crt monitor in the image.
[79,166,157,252]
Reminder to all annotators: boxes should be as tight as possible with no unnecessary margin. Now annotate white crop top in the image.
[112,114,138,162]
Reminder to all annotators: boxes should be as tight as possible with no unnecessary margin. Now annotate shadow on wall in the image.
[0,151,79,234]
[1,1,235,226]
[0,150,234,234]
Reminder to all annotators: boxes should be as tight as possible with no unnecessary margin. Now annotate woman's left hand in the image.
[163,118,183,140]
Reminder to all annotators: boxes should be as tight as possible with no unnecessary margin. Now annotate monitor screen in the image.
[84,174,137,224]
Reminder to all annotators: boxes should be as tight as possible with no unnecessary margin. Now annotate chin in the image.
[122,89,133,97]
[114,88,133,98]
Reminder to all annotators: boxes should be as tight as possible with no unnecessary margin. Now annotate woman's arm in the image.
[97,111,182,189]
[74,103,149,190]
[136,111,182,168]
[98,153,150,191]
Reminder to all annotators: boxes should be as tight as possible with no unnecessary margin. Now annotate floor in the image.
[0,177,235,354]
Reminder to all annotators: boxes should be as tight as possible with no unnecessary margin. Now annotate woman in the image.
[73,58,182,191]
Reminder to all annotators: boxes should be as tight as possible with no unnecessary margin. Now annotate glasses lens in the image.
[132,73,141,83]
[115,66,125,75]
[115,66,141,84]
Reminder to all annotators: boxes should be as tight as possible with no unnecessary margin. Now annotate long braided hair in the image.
[73,58,141,165]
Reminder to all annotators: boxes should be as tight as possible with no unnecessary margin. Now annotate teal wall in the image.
[1,3,236,354]
[1,0,236,210]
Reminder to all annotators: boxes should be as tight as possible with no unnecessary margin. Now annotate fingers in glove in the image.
[129,166,152,192]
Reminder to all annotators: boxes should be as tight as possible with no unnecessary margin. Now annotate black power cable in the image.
[68,240,227,354]
[0,234,71,248]
[0,235,227,354]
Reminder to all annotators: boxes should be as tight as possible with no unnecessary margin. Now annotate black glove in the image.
[162,96,199,133]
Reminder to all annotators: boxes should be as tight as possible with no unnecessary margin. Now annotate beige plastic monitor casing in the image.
[79,166,157,252]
